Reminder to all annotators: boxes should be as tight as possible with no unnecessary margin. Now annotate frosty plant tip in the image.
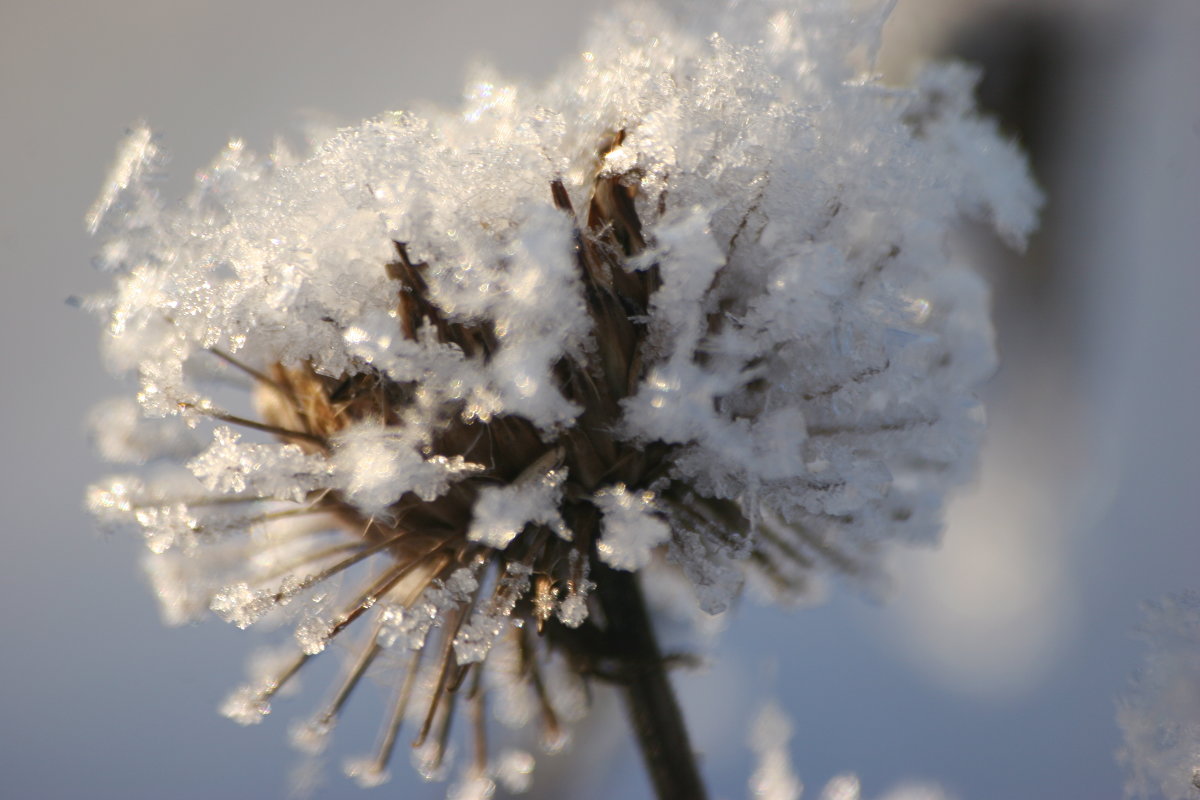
[85,0,1038,797]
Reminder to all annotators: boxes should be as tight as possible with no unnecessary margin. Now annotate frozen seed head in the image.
[85,0,1038,792]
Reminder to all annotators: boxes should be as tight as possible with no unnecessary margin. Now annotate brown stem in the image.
[594,564,708,800]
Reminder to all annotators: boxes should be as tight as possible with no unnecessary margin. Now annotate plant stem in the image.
[595,565,709,800]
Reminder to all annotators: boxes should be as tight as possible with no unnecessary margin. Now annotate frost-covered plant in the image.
[1118,593,1200,800]
[85,0,1037,796]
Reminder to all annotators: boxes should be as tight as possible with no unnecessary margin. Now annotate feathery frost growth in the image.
[86,0,1038,793]
[1118,593,1200,800]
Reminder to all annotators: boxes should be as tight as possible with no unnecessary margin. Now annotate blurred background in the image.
[1,0,1197,797]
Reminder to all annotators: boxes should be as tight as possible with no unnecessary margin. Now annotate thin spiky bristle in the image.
[208,146,837,774]
[225,153,682,774]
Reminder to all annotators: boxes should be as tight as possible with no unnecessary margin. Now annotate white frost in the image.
[468,465,567,549]
[594,484,672,571]
[1118,593,1200,800]
[188,426,330,502]
[332,422,483,516]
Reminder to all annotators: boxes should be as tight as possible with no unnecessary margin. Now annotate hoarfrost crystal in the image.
[85,0,1038,793]
[1118,594,1200,800]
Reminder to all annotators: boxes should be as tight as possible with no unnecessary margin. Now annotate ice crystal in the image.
[85,0,1037,793]
[594,484,673,571]
[1118,593,1200,800]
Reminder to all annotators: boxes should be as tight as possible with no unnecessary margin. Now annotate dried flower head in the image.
[85,0,1038,794]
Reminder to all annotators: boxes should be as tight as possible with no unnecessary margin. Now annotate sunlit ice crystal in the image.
[84,0,1039,794]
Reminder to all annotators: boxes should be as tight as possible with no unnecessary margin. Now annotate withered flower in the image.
[86,1,1038,797]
